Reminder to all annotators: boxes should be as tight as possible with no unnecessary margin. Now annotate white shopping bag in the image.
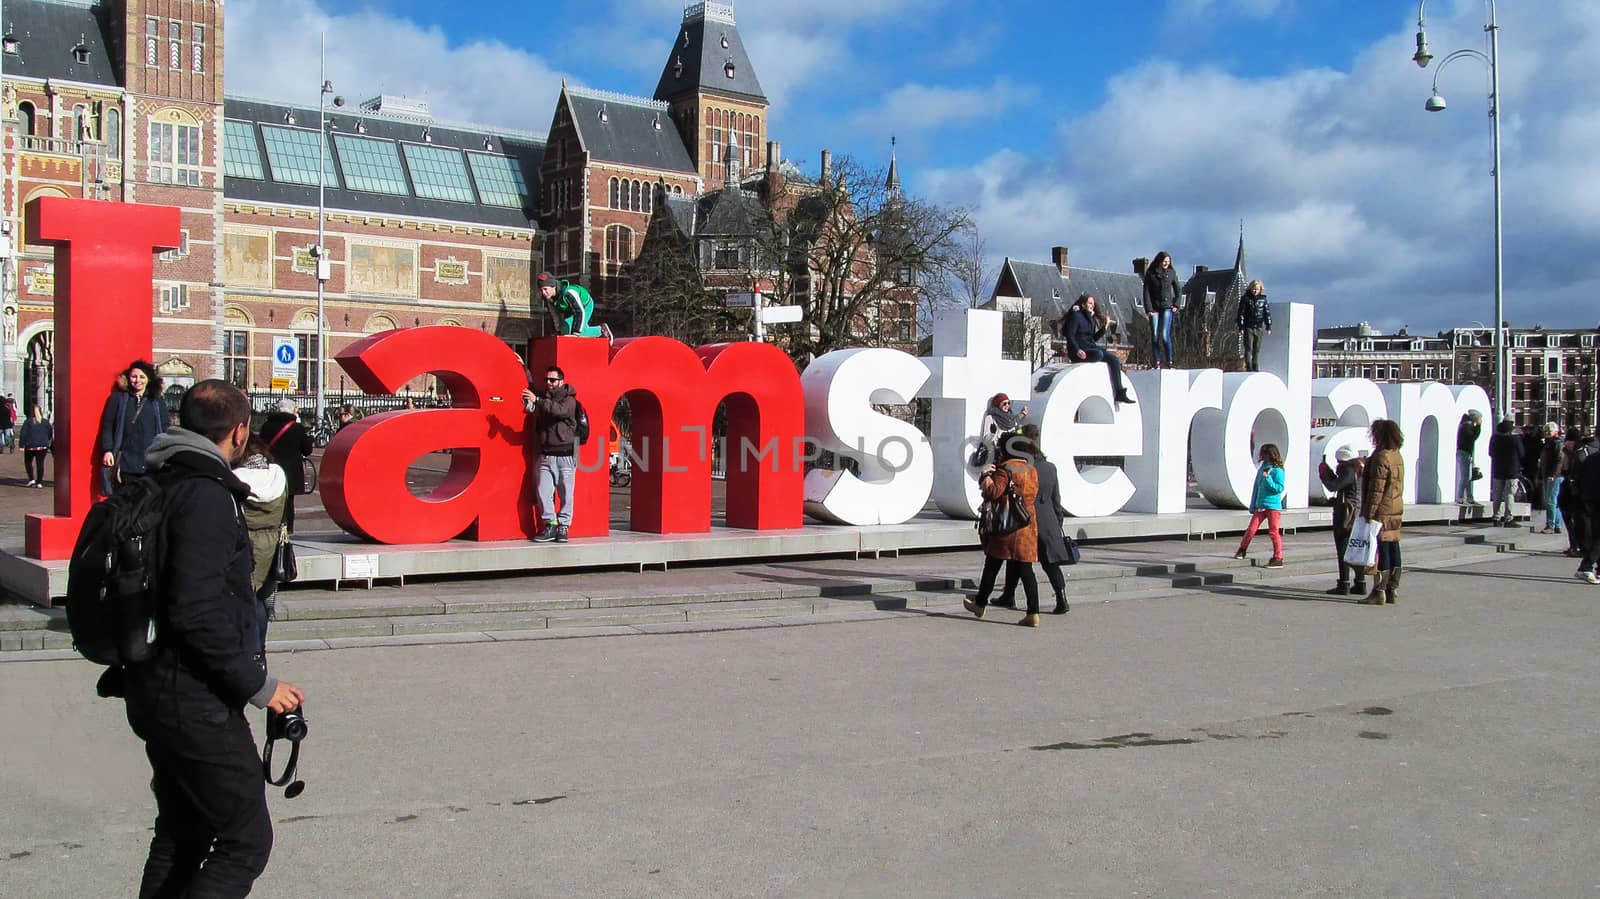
[1343,517,1382,568]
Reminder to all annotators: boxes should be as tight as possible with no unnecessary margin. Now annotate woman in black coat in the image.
[993,426,1077,615]
[1063,293,1135,407]
[259,398,314,533]
[1142,250,1183,368]
[97,359,167,496]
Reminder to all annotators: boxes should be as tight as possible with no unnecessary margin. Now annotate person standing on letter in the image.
[1455,410,1483,506]
[1236,279,1271,372]
[1142,251,1183,369]
[524,366,579,543]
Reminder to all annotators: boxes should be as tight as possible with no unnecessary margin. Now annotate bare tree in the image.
[757,154,972,366]
[617,205,742,346]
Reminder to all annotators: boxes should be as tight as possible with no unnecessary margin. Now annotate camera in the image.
[267,703,308,742]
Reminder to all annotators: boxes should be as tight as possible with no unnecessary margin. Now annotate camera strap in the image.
[262,733,305,799]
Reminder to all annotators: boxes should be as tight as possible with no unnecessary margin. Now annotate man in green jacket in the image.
[537,271,604,338]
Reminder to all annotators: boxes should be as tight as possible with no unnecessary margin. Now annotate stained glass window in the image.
[333,134,409,195]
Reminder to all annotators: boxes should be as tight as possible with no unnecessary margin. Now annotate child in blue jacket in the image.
[1233,444,1287,567]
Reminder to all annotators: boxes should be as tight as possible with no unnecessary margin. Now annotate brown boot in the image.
[1361,571,1388,605]
[1384,567,1401,604]
[1017,613,1040,628]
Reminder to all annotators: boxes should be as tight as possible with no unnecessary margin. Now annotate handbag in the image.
[968,443,990,469]
[1343,516,1382,568]
[1471,466,1484,482]
[274,526,299,583]
[978,476,1031,538]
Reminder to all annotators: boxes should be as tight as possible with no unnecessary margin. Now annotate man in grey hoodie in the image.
[114,380,305,898]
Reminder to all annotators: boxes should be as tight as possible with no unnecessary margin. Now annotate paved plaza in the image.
[3,535,1597,897]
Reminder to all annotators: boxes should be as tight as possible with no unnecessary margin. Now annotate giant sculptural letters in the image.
[25,196,1496,560]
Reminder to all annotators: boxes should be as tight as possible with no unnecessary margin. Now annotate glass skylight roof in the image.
[260,125,337,187]
[402,144,475,203]
[332,134,409,196]
[467,152,529,208]
[222,120,264,180]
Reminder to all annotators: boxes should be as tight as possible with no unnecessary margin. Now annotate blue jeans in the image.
[1080,347,1127,396]
[1151,309,1175,366]
[1545,477,1564,530]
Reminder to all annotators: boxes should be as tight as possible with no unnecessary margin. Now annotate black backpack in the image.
[65,474,198,666]
[574,400,591,446]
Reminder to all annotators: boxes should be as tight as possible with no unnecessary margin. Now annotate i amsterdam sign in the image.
[22,197,1494,560]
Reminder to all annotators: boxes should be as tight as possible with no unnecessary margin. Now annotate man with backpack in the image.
[102,380,304,896]
[522,364,583,542]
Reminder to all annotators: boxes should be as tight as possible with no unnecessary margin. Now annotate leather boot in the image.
[1384,566,1401,604]
[1052,592,1069,615]
[1361,570,1388,604]
[1017,613,1041,628]
[1351,575,1368,596]
[1325,581,1350,596]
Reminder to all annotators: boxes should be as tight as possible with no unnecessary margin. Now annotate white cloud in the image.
[922,0,1600,332]
[225,0,567,134]
[846,79,1039,137]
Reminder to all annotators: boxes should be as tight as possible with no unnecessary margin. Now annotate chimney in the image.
[820,148,833,187]
[1133,257,1148,276]
[765,140,783,195]
[1051,246,1069,276]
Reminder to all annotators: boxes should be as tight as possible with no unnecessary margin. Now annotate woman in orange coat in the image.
[963,432,1044,627]
[1359,419,1406,605]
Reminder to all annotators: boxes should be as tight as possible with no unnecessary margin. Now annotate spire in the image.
[885,136,901,195]
[654,2,766,104]
[1234,219,1247,279]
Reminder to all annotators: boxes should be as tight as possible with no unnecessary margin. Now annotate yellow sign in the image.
[270,377,294,390]
[27,268,54,296]
[435,259,469,285]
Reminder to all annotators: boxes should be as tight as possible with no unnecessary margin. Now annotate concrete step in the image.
[0,525,1557,655]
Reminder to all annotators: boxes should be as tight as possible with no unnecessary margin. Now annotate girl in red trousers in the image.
[1233,444,1287,567]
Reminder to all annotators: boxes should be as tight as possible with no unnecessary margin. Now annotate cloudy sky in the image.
[225,0,1600,334]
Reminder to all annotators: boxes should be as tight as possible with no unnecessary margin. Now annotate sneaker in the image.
[1232,549,1247,560]
[1266,557,1285,569]
[533,523,559,543]
[554,525,569,543]
[1582,570,1600,586]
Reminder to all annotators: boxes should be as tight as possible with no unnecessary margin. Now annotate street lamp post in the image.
[1412,0,1505,420]
[314,36,343,426]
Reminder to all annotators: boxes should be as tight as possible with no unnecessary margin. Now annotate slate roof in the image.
[663,194,698,238]
[2,0,120,86]
[223,97,544,228]
[652,3,766,105]
[565,87,697,174]
[695,186,771,236]
[991,259,1141,343]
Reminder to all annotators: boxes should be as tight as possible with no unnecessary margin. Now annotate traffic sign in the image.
[272,337,299,389]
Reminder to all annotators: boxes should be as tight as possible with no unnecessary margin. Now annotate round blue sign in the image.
[276,344,296,365]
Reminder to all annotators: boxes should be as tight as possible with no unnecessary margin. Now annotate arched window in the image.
[17,101,35,136]
[631,180,642,212]
[604,224,633,278]
[608,177,619,209]
[72,105,88,141]
[105,108,122,159]
[645,184,655,214]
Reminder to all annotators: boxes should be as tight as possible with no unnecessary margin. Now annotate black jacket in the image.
[1237,293,1271,330]
[99,390,168,475]
[1488,428,1524,480]
[1032,459,1074,565]
[1142,266,1183,314]
[260,412,314,495]
[1456,418,1482,453]
[18,419,52,450]
[122,433,272,716]
[1062,308,1106,356]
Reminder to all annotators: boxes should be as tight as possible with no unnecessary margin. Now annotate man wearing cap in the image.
[536,271,604,338]
[1487,414,1524,526]
[1456,409,1484,506]
[1318,446,1367,596]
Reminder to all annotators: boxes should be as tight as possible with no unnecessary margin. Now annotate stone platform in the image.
[0,502,1489,607]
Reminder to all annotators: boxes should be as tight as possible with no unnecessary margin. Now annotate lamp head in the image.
[1425,94,1447,112]
[1413,30,1433,68]
[321,79,334,94]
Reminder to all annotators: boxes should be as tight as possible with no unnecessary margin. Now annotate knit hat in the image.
[1335,446,1357,462]
[536,272,560,293]
[1467,410,1483,421]
[991,393,1010,406]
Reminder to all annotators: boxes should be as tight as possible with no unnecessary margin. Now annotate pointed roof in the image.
[653,2,767,106]
[2,0,120,86]
[885,137,901,194]
[563,86,698,174]
[1233,221,1248,280]
[990,258,1141,345]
